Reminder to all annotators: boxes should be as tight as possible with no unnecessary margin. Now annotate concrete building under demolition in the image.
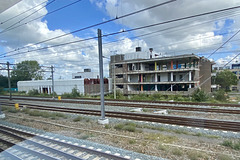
[109,47,214,95]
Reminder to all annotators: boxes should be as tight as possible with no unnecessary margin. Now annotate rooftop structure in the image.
[72,69,99,79]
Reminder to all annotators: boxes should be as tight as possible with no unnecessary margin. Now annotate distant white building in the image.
[72,69,99,79]
[18,79,85,95]
[18,68,112,95]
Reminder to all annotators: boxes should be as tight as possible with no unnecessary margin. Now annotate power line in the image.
[0,0,83,34]
[0,0,176,56]
[207,29,240,58]
[1,0,56,33]
[190,53,240,95]
[3,4,240,59]
[0,0,48,25]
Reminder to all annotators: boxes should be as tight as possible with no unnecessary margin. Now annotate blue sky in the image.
[1,0,240,78]
[43,0,126,39]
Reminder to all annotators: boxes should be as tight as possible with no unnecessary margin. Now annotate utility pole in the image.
[7,62,12,100]
[51,65,55,99]
[97,29,109,124]
[113,56,116,99]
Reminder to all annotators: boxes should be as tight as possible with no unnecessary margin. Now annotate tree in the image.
[0,75,8,88]
[215,70,238,91]
[11,60,43,87]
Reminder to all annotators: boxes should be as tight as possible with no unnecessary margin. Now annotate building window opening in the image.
[43,88,48,94]
[157,75,161,82]
[116,85,123,89]
[128,64,132,71]
[116,64,123,68]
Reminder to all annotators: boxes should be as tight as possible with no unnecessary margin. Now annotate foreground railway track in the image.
[0,96,240,114]
[1,101,240,132]
[0,124,129,160]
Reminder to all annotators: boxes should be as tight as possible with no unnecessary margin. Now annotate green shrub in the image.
[192,89,209,102]
[61,86,82,98]
[71,87,80,98]
[28,89,39,96]
[116,90,125,99]
[214,89,227,101]
[61,92,72,98]
[151,93,163,101]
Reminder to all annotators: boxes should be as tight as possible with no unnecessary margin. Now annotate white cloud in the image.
[98,0,240,58]
[1,0,240,79]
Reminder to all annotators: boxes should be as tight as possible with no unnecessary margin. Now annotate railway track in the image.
[0,96,240,114]
[2,95,240,107]
[0,124,129,160]
[1,101,240,132]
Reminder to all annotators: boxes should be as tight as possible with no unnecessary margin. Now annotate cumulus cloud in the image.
[91,0,240,66]
[1,0,240,79]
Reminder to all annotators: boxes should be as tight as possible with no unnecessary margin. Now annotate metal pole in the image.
[51,65,55,99]
[98,29,105,120]
[7,62,12,100]
[113,57,116,99]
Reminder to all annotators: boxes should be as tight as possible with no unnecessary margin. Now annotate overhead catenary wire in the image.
[0,0,177,56]
[207,29,240,58]
[189,53,240,95]
[0,0,48,25]
[3,4,240,59]
[1,29,239,61]
[0,0,83,34]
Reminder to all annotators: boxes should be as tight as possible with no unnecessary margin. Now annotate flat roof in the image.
[113,54,200,64]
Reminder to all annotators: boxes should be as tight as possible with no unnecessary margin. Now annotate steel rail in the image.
[0,125,130,160]
[1,95,239,107]
[1,96,240,114]
[2,95,240,107]
[1,102,239,132]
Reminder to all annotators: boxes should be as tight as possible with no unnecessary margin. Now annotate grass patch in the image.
[172,148,183,156]
[222,140,240,150]
[205,134,220,139]
[158,143,168,151]
[80,134,94,140]
[114,122,137,132]
[128,139,136,144]
[2,106,19,113]
[22,108,67,119]
[174,129,191,135]
[218,154,233,160]
[104,124,111,129]
[187,151,208,160]
[73,116,83,122]
[144,133,178,143]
